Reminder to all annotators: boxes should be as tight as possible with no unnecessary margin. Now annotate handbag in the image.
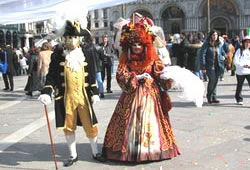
[0,51,7,74]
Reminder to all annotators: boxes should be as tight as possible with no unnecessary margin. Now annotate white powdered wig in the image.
[160,66,205,107]
[65,48,85,72]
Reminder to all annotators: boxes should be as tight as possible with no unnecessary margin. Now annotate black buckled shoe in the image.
[212,99,220,103]
[107,89,113,93]
[26,92,32,96]
[100,93,104,98]
[93,153,107,162]
[63,156,78,167]
[207,99,212,104]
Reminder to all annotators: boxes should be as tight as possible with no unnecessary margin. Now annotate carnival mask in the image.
[64,36,82,50]
[131,43,144,55]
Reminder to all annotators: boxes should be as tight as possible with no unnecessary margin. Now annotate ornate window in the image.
[94,10,98,19]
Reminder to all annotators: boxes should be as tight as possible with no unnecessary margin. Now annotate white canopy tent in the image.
[0,0,135,25]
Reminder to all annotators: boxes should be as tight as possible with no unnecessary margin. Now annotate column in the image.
[25,35,30,48]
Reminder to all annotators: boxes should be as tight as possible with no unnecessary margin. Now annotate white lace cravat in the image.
[65,48,85,72]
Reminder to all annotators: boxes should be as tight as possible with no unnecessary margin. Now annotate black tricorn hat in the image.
[63,20,91,38]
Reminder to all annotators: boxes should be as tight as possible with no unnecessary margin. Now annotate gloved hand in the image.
[91,95,100,104]
[143,73,152,79]
[38,94,52,105]
[136,73,152,80]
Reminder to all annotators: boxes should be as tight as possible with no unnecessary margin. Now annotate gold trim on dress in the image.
[84,72,88,77]
[60,62,65,66]
[84,83,89,87]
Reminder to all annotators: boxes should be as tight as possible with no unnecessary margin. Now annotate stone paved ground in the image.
[0,66,250,170]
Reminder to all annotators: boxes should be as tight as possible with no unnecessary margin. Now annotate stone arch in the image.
[196,0,240,16]
[111,11,120,22]
[159,4,186,19]
[160,5,185,36]
[211,16,231,35]
[128,7,154,20]
[13,31,18,48]
[197,0,239,36]
[0,30,4,46]
[6,31,11,46]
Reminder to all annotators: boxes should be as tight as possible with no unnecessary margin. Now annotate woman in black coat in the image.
[24,47,42,96]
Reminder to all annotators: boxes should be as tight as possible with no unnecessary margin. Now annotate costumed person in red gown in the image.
[38,20,106,167]
[102,15,180,162]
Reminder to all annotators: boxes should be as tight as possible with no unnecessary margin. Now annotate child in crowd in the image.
[19,55,28,75]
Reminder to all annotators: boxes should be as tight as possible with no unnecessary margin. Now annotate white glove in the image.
[143,73,152,79]
[38,94,52,105]
[91,95,100,104]
[136,73,152,80]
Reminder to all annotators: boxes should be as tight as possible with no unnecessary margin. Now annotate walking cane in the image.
[44,104,58,170]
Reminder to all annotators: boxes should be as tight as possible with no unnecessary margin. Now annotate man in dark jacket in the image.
[2,45,15,91]
[82,37,105,98]
[178,32,190,68]
[100,34,114,93]
[38,20,106,167]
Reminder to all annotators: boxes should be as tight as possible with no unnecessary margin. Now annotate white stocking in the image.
[65,134,77,159]
[89,136,99,156]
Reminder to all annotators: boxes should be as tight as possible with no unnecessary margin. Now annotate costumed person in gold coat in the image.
[102,15,180,162]
[38,20,106,167]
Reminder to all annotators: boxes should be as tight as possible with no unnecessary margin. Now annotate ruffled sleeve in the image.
[153,57,173,90]
[116,64,137,93]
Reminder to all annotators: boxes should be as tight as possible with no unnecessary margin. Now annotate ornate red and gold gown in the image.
[102,57,180,162]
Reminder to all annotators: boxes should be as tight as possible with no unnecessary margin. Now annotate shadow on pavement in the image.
[0,142,107,167]
[243,125,250,142]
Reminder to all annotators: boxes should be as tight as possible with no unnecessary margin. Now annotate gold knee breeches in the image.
[63,105,98,138]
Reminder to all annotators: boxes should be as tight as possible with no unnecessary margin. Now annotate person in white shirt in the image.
[233,35,250,105]
[19,55,28,75]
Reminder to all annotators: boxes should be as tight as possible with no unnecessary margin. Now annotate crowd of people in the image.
[1,29,247,106]
[0,32,116,99]
[165,30,249,105]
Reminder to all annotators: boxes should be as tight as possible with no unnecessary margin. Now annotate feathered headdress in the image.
[120,13,155,50]
[118,13,158,72]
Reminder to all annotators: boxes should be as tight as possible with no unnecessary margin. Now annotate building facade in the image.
[1,0,249,48]
[89,0,250,42]
[0,21,50,48]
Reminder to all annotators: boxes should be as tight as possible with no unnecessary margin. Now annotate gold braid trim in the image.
[44,85,53,90]
[73,20,80,33]
[55,96,63,100]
